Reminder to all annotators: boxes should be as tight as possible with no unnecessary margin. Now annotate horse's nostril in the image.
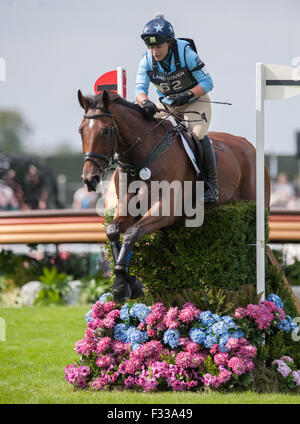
[91,175,100,186]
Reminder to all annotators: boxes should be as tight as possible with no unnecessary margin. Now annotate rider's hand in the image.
[141,99,158,118]
[168,90,194,106]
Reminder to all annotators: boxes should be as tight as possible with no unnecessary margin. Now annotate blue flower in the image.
[198,311,214,327]
[129,303,151,323]
[99,292,113,304]
[120,303,130,321]
[131,343,142,351]
[212,321,228,337]
[189,327,206,345]
[286,315,298,330]
[203,334,218,349]
[126,326,148,346]
[212,314,222,323]
[218,333,231,352]
[231,329,245,339]
[163,329,180,349]
[266,294,284,309]
[85,310,93,323]
[113,323,129,342]
[277,319,291,333]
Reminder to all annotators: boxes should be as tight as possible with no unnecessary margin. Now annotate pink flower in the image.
[227,357,247,375]
[147,328,157,338]
[234,307,246,319]
[217,366,232,384]
[138,322,145,330]
[91,301,105,319]
[96,353,115,368]
[280,356,294,363]
[292,371,300,386]
[74,337,97,355]
[103,301,117,313]
[112,340,131,355]
[178,305,200,323]
[203,373,220,389]
[163,307,180,329]
[237,344,257,359]
[225,338,240,351]
[244,360,255,372]
[176,351,204,368]
[214,353,229,366]
[235,303,274,330]
[96,337,111,354]
[185,342,200,354]
[143,340,163,356]
[124,375,135,388]
[210,344,220,354]
[64,364,90,387]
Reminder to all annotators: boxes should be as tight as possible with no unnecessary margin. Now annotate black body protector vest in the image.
[147,38,205,96]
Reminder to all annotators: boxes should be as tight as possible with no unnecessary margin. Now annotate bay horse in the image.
[78,90,270,302]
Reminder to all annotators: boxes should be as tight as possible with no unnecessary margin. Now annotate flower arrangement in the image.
[65,293,298,392]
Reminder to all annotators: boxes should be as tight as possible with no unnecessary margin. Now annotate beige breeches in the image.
[155,93,212,140]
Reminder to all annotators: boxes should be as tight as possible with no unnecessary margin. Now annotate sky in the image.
[0,0,300,155]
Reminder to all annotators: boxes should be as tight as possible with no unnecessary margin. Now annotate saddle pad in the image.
[167,116,200,175]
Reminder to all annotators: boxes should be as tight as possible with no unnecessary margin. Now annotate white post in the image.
[117,67,124,97]
[256,63,265,300]
[0,57,6,82]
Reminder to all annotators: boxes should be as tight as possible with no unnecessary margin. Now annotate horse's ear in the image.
[102,90,110,111]
[78,90,88,111]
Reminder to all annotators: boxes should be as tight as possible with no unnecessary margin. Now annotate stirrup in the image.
[204,183,219,204]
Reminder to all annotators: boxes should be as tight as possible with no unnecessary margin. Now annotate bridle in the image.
[82,108,146,175]
[83,110,119,174]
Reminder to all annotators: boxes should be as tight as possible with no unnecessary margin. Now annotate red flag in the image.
[94,68,126,98]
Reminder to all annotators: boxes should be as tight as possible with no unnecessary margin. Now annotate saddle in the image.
[163,114,204,178]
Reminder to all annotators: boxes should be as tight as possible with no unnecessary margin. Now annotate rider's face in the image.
[148,41,171,62]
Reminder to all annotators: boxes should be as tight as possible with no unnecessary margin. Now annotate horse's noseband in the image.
[82,111,118,173]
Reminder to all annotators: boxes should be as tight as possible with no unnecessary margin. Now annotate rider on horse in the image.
[135,15,219,204]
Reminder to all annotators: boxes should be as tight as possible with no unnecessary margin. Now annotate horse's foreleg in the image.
[106,215,141,302]
[115,202,178,301]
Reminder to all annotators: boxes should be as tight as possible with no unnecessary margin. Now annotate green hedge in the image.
[128,201,264,292]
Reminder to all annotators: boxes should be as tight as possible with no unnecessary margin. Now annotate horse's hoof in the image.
[113,278,131,303]
[127,275,144,299]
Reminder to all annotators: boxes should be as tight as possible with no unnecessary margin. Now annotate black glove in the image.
[168,90,194,106]
[141,99,158,118]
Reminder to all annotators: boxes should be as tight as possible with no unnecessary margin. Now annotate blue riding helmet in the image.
[141,17,175,46]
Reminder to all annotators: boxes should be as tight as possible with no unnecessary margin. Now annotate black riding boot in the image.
[201,135,219,203]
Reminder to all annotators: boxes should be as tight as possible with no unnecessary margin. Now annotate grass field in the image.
[1,305,300,404]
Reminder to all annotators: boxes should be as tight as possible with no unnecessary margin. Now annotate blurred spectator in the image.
[72,186,98,209]
[0,181,19,210]
[0,152,62,209]
[270,172,296,208]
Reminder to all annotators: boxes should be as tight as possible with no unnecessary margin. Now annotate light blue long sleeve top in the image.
[135,39,213,105]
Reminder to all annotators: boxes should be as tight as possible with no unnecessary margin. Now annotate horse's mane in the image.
[85,92,154,120]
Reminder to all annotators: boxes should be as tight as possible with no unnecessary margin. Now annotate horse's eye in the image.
[102,128,110,136]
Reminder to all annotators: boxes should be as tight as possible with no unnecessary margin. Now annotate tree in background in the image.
[0,109,31,153]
